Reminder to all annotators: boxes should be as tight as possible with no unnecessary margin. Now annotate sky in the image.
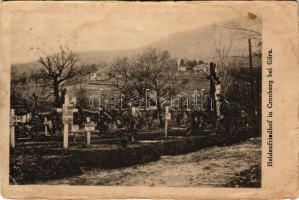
[10,3,260,64]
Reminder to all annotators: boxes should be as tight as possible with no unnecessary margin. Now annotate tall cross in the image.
[56,95,78,149]
[85,117,95,146]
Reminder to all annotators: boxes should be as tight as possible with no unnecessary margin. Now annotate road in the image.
[46,137,261,187]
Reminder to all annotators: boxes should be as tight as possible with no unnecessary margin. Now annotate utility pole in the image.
[208,62,217,114]
[248,38,255,123]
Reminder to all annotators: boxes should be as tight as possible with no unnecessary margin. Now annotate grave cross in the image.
[56,95,78,149]
[85,117,95,146]
[44,117,51,136]
[131,106,138,142]
[164,106,171,137]
[10,109,16,148]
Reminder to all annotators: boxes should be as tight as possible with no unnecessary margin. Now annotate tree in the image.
[192,59,197,66]
[38,46,91,107]
[214,38,233,94]
[219,20,262,126]
[179,59,185,67]
[197,60,204,65]
[185,60,194,70]
[219,20,261,41]
[109,48,180,126]
[107,56,134,95]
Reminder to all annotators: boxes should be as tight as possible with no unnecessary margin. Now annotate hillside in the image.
[12,18,261,74]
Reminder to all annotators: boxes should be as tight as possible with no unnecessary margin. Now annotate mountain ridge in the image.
[12,19,261,74]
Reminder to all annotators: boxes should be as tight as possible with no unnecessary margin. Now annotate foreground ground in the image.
[46,137,261,187]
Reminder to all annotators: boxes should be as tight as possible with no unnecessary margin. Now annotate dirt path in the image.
[46,137,261,187]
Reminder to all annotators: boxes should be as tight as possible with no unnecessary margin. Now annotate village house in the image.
[193,63,210,74]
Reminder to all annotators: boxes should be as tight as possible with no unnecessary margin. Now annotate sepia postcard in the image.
[0,1,298,199]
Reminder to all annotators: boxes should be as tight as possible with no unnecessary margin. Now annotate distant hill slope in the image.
[12,18,261,74]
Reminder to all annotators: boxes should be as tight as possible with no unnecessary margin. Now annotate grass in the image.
[10,128,259,184]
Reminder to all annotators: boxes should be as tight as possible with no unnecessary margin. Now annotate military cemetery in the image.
[9,16,262,187]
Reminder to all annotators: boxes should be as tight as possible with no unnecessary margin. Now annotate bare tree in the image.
[220,20,262,118]
[218,20,262,56]
[108,57,135,95]
[215,20,262,129]
[214,38,233,94]
[38,46,90,107]
[218,21,261,41]
[109,48,179,126]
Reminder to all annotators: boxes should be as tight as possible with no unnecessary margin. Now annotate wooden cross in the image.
[56,95,78,149]
[85,117,95,146]
[44,117,52,136]
[164,106,171,137]
[10,109,16,148]
[131,107,138,142]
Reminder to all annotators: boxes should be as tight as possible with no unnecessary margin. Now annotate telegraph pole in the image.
[248,38,255,123]
[209,62,217,114]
